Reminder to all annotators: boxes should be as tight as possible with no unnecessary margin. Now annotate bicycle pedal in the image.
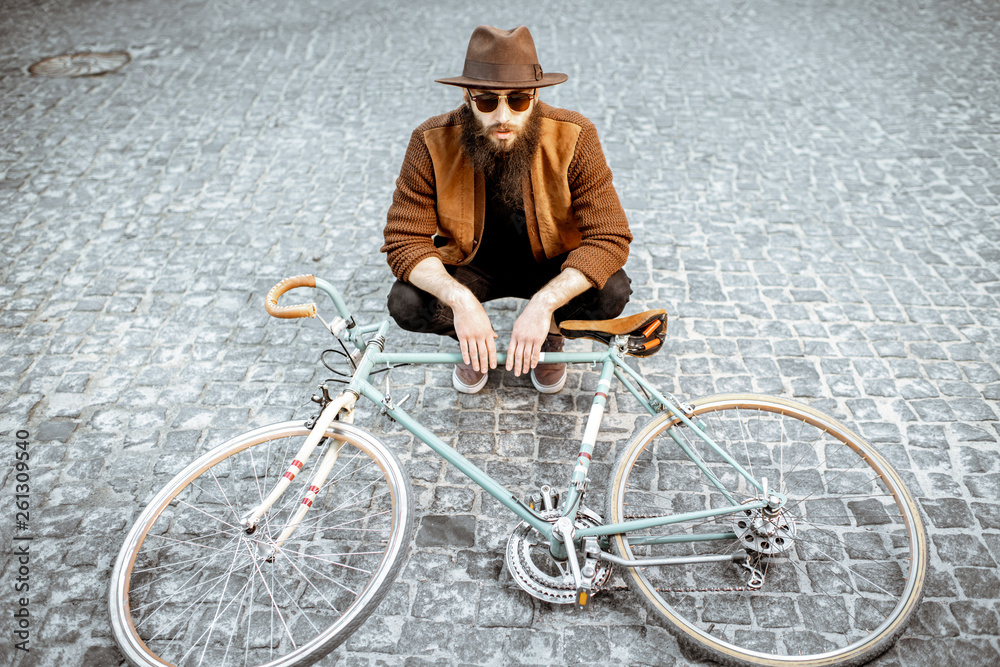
[528,492,542,511]
[575,589,589,609]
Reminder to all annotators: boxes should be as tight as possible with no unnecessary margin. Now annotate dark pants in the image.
[387,258,632,337]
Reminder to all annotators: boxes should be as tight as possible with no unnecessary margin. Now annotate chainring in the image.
[504,507,613,604]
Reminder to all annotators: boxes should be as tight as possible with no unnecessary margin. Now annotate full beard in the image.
[459,103,542,208]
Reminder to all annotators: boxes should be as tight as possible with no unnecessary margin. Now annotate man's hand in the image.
[506,302,553,376]
[406,256,497,372]
[452,293,498,373]
[407,258,592,377]
[506,267,593,376]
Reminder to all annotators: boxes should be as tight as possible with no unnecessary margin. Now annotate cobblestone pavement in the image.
[2,0,999,665]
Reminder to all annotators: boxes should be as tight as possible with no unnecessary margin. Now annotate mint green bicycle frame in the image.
[313,277,770,550]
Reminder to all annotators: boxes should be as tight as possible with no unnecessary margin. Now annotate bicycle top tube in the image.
[375,349,616,366]
[287,274,666,362]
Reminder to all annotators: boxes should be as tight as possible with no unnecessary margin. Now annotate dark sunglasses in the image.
[469,91,535,113]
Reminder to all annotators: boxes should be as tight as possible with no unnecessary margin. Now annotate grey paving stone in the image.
[397,619,453,659]
[477,587,535,628]
[415,514,477,548]
[932,535,997,568]
[446,626,513,664]
[34,420,77,442]
[503,628,561,665]
[953,567,1000,601]
[411,580,480,624]
[896,637,1000,667]
[909,600,961,639]
[920,498,977,529]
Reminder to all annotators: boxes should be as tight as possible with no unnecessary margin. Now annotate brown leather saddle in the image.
[559,309,667,357]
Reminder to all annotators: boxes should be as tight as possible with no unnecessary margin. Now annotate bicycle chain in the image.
[504,574,747,598]
[508,512,753,597]
[601,514,751,594]
[514,557,578,597]
[507,569,742,599]
[596,583,750,594]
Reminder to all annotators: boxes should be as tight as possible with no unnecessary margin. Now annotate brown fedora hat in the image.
[436,25,568,89]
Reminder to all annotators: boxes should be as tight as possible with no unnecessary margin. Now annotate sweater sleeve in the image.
[561,122,632,288]
[381,128,442,282]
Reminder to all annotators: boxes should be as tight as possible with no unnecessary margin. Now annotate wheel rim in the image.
[610,395,926,665]
[110,422,410,667]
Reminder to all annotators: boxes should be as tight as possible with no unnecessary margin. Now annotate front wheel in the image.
[109,421,414,667]
[606,394,926,667]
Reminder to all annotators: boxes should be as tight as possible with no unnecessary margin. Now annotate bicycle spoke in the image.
[281,510,392,542]
[143,561,247,645]
[781,552,877,633]
[131,535,236,575]
[282,550,364,597]
[221,562,254,667]
[180,569,257,666]
[135,560,244,624]
[277,486,391,532]
[132,546,242,609]
[198,544,246,663]
[242,540,299,649]
[281,549,376,576]
[143,531,245,555]
[271,541,345,616]
[243,560,256,667]
[174,497,245,532]
[736,407,756,481]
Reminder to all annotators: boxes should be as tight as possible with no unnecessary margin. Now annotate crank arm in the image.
[554,518,592,609]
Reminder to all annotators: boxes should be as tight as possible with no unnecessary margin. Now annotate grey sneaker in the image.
[530,334,566,394]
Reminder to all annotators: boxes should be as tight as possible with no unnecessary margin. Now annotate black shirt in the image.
[470,170,536,275]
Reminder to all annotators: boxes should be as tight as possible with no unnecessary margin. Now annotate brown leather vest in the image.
[422,116,584,265]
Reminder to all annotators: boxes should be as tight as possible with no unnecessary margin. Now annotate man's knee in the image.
[600,269,632,317]
[387,281,428,331]
[558,269,632,322]
[585,269,631,320]
[387,281,450,334]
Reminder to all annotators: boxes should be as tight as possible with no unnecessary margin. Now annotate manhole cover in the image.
[29,51,131,78]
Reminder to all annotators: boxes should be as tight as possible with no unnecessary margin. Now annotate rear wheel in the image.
[606,394,926,667]
[109,421,413,667]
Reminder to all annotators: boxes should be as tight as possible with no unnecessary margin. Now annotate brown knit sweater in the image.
[382,102,631,289]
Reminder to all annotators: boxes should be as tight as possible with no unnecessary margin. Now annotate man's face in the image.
[465,88,537,151]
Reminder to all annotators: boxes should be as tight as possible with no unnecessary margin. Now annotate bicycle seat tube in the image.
[559,356,617,523]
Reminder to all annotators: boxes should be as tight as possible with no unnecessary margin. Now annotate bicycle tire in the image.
[605,394,926,667]
[109,421,414,667]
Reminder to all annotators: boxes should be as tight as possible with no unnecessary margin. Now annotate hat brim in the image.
[435,72,568,89]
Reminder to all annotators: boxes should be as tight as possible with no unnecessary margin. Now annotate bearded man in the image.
[382,25,632,394]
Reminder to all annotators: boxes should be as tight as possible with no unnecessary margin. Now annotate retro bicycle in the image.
[109,275,927,667]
